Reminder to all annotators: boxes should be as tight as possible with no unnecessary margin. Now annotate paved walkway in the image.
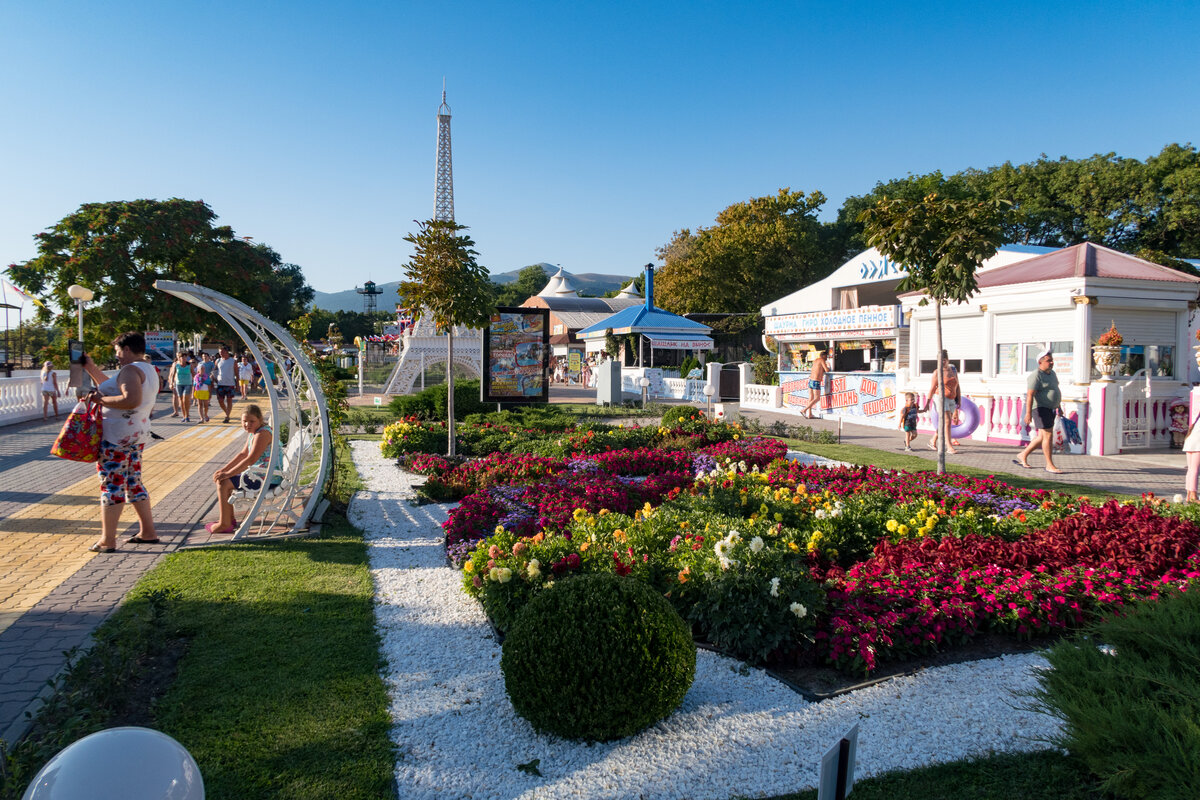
[0,396,250,745]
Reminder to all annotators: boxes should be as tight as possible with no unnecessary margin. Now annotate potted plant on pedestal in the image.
[1093,322,1123,380]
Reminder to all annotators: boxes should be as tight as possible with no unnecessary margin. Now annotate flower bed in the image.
[457,459,1200,675]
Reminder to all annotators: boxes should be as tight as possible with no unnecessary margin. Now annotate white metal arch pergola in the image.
[155,280,331,541]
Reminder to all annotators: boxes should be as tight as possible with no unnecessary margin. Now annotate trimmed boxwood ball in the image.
[501,573,696,742]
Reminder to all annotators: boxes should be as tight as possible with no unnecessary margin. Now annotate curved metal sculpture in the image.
[154,280,331,540]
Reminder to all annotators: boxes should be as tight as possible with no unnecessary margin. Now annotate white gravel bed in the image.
[351,441,1061,800]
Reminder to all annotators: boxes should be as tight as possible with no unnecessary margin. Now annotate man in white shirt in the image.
[214,345,239,423]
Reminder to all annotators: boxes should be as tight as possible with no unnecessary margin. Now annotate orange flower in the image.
[677,566,690,583]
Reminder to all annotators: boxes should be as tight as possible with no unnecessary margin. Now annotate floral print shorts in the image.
[97,440,148,506]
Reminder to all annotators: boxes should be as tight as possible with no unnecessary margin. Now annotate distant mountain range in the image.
[311,263,637,312]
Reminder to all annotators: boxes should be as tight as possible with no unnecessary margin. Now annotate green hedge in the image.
[1033,588,1200,799]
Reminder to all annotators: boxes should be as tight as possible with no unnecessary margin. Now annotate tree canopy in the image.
[859,193,1008,473]
[492,264,549,307]
[841,144,1200,267]
[654,188,845,314]
[396,218,494,457]
[5,199,314,347]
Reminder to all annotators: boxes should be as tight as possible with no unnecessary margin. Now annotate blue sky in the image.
[2,1,1197,294]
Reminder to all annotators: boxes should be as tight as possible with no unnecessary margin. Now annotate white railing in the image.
[0,371,75,427]
[741,383,781,409]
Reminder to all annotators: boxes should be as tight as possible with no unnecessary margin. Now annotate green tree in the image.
[493,263,549,307]
[655,189,842,314]
[396,219,494,456]
[859,194,1008,474]
[5,199,314,341]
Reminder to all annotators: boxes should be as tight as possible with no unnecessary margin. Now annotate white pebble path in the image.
[350,441,1061,800]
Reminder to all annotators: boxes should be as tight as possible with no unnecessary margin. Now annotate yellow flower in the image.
[494,525,505,535]
[613,529,626,542]
[463,561,475,573]
[897,524,910,537]
[788,541,800,552]
[886,519,898,532]
[598,509,610,516]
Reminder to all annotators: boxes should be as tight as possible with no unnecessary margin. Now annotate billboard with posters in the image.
[482,307,550,403]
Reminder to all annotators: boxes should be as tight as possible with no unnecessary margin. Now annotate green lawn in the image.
[0,440,394,800]
[762,749,1104,800]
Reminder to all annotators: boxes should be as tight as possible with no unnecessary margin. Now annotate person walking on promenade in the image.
[922,351,962,454]
[81,332,160,551]
[1016,348,1064,474]
[898,392,919,451]
[205,404,279,534]
[215,345,238,423]
[238,355,254,399]
[174,353,194,422]
[194,352,213,422]
[801,349,829,419]
[40,361,60,419]
[1183,411,1200,502]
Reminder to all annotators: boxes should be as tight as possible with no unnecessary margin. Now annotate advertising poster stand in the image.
[482,306,550,406]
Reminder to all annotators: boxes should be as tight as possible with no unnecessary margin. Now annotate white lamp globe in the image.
[22,726,204,800]
[66,284,94,302]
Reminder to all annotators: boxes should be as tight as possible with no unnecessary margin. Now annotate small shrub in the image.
[387,379,487,420]
[380,418,446,458]
[500,573,696,741]
[661,405,704,429]
[1033,588,1200,800]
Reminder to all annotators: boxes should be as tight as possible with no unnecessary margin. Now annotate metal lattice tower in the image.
[356,280,383,313]
[434,83,454,222]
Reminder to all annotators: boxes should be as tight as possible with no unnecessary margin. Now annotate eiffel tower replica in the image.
[434,83,454,222]
[385,84,482,396]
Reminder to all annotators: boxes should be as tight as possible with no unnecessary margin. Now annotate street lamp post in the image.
[638,375,650,409]
[67,284,94,393]
[703,383,716,418]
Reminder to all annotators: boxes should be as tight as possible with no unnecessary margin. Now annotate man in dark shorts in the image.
[801,349,829,419]
[1016,348,1064,473]
[214,345,238,423]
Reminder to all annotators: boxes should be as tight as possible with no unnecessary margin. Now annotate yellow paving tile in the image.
[0,424,244,636]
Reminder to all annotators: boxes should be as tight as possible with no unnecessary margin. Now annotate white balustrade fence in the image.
[741,383,781,409]
[0,371,116,427]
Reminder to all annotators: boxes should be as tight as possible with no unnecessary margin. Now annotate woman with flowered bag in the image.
[79,332,161,552]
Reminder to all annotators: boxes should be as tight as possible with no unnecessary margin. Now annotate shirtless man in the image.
[801,349,830,419]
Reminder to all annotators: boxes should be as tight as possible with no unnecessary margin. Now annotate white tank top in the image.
[96,361,158,446]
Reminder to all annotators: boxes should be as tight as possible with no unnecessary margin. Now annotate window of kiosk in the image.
[1116,345,1174,378]
[1022,342,1073,373]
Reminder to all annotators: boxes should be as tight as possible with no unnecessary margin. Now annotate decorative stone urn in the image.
[1092,345,1121,380]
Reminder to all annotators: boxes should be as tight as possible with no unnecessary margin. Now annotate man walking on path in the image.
[801,349,830,419]
[215,345,238,423]
[923,351,962,454]
[1016,348,1065,474]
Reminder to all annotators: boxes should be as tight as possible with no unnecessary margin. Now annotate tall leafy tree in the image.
[5,199,313,345]
[859,194,1008,474]
[397,219,494,456]
[655,189,842,313]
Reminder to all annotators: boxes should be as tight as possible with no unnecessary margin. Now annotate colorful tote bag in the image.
[51,400,103,462]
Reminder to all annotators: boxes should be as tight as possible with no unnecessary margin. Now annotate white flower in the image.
[526,559,541,580]
[749,536,765,554]
[814,508,827,520]
[717,555,734,570]
[726,530,741,544]
[790,602,807,619]
[496,567,513,584]
[769,577,781,597]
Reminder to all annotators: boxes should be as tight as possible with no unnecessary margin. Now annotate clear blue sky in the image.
[2,1,1196,294]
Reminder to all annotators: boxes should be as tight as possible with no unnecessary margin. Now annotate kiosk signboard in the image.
[482,307,550,403]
